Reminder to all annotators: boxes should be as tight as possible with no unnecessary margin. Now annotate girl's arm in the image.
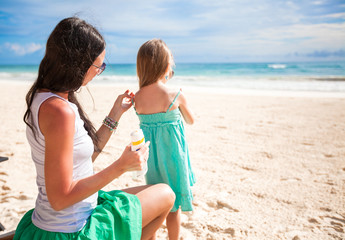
[178,90,194,125]
[92,90,134,162]
[40,97,148,211]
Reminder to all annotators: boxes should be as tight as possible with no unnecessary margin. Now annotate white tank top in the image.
[26,92,97,233]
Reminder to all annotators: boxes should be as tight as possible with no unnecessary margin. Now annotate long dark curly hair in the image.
[23,17,105,151]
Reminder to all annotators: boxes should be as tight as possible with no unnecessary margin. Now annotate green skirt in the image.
[14,190,142,240]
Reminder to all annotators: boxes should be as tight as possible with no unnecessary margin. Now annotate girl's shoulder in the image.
[134,84,184,113]
[169,87,184,103]
[135,84,170,100]
[165,88,184,112]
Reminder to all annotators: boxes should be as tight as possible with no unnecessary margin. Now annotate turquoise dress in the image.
[133,90,196,212]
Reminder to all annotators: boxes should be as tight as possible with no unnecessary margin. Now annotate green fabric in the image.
[135,90,196,212]
[14,190,142,240]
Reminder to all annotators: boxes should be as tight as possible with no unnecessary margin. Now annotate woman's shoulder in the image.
[39,97,76,135]
[40,96,75,120]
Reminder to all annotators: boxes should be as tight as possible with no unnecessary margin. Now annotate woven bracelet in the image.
[102,116,119,132]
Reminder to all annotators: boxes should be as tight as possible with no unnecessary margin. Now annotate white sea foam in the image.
[95,75,137,84]
[169,75,345,92]
[1,72,345,93]
[0,72,37,82]
[268,64,287,69]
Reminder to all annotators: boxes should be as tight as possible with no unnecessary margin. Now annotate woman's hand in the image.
[117,141,150,172]
[93,90,135,162]
[109,90,135,119]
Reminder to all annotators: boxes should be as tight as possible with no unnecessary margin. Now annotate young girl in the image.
[132,39,196,240]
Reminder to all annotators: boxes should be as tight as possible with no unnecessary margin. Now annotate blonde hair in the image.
[137,39,173,88]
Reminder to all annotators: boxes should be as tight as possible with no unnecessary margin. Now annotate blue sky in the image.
[0,0,345,64]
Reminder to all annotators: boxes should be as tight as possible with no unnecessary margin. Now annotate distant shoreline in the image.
[1,61,345,93]
[1,80,344,99]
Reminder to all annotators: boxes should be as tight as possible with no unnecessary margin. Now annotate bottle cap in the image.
[131,129,144,145]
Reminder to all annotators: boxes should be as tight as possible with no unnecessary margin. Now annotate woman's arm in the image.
[92,90,134,161]
[40,97,147,211]
[178,91,194,125]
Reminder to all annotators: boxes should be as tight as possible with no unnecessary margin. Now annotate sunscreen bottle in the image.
[131,129,147,179]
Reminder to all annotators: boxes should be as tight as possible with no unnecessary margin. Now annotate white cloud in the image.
[5,42,43,55]
[254,22,345,51]
[165,20,345,62]
[324,12,345,19]
[312,1,324,5]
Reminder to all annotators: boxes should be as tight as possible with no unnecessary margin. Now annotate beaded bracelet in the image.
[102,116,119,133]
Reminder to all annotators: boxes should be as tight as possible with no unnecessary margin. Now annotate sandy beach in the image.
[0,81,344,239]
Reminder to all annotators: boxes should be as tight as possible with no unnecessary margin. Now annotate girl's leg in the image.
[122,184,175,240]
[166,209,181,240]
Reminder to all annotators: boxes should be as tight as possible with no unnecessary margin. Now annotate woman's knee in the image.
[155,183,175,207]
[139,183,175,224]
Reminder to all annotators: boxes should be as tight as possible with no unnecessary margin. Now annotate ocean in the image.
[0,62,344,92]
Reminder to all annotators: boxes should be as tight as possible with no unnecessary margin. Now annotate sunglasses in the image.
[92,62,106,75]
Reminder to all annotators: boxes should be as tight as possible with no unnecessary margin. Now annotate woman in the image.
[14,17,175,240]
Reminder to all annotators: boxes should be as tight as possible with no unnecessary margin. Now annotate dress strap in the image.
[166,89,181,112]
[131,97,137,112]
